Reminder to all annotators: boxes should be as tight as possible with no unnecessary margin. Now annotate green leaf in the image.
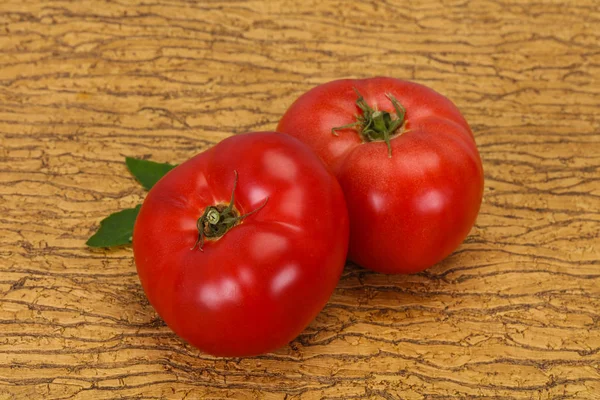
[86,205,141,248]
[126,157,176,190]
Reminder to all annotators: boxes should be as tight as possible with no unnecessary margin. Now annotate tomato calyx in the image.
[332,88,406,158]
[191,171,268,251]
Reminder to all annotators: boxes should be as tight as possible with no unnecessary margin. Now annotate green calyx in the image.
[191,171,268,251]
[332,88,406,158]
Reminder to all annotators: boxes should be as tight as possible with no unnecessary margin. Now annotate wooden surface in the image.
[1,1,599,399]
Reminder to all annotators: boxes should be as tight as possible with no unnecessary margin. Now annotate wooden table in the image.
[1,1,598,399]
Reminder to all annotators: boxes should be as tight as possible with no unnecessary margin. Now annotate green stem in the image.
[331,88,406,158]
[191,171,269,251]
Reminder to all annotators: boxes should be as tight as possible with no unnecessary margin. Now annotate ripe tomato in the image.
[133,132,349,356]
[277,77,484,274]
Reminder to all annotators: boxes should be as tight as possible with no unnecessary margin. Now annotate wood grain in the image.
[1,0,599,398]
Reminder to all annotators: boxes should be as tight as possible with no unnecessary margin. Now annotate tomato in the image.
[133,132,349,356]
[277,77,484,274]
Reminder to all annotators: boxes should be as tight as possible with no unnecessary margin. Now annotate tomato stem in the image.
[191,171,269,251]
[331,88,406,158]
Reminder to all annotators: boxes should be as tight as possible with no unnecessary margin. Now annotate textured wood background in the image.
[1,0,599,399]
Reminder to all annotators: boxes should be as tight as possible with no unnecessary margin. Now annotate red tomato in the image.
[133,132,349,356]
[277,77,484,274]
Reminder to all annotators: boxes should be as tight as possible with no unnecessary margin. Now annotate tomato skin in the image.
[277,77,484,274]
[133,132,349,356]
